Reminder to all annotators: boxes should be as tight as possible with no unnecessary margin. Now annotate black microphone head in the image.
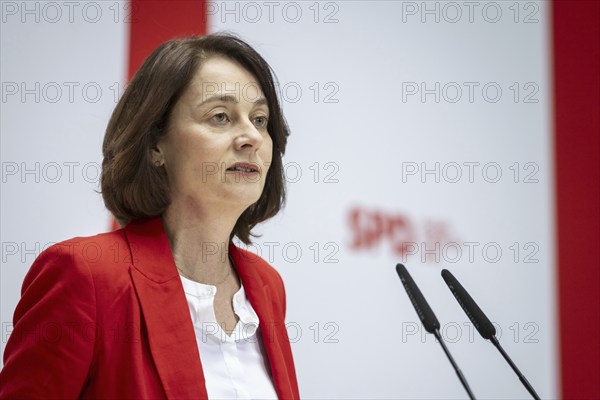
[441,269,496,340]
[396,264,440,334]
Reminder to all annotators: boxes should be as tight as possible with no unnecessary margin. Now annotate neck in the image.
[161,197,245,282]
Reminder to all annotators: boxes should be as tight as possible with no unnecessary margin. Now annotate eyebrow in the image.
[198,94,268,107]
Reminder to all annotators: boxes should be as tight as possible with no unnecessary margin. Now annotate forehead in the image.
[187,56,265,103]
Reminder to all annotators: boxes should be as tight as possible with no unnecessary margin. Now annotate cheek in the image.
[262,136,274,163]
[170,132,219,161]
[164,139,220,182]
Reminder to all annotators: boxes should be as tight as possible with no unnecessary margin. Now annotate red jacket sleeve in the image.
[0,241,96,399]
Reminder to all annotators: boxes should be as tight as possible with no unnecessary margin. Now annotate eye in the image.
[211,112,230,125]
[253,115,268,129]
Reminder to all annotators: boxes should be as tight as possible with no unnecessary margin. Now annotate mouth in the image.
[226,162,260,174]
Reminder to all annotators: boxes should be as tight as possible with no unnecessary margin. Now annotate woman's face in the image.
[154,56,273,213]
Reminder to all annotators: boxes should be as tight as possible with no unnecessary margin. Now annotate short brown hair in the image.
[101,33,289,244]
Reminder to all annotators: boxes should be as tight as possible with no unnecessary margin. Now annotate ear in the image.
[151,142,166,167]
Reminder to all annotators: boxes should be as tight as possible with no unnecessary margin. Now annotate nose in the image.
[234,118,264,151]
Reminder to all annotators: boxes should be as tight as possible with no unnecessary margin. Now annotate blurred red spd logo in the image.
[348,206,459,262]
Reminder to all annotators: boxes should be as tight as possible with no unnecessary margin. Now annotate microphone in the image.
[396,264,476,399]
[441,269,541,400]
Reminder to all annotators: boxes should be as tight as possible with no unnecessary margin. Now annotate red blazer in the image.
[0,217,300,399]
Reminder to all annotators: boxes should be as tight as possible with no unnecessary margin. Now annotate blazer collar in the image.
[124,217,207,399]
[229,244,294,399]
[123,217,294,399]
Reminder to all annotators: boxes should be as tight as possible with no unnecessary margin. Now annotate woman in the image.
[0,34,299,399]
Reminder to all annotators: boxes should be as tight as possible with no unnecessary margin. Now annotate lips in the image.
[226,162,259,173]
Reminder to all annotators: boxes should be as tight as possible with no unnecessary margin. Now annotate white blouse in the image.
[179,274,278,399]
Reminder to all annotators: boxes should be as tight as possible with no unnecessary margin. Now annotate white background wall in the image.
[1,0,128,370]
[1,1,556,398]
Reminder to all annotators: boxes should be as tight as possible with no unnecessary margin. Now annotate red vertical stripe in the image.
[128,0,207,80]
[553,1,600,398]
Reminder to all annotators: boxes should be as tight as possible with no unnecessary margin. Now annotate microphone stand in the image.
[433,329,476,400]
[489,336,541,400]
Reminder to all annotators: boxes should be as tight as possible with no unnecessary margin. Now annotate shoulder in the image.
[235,246,284,281]
[3,232,128,398]
[233,245,287,304]
[23,229,131,295]
[35,229,127,261]
[32,229,129,269]
[233,245,289,318]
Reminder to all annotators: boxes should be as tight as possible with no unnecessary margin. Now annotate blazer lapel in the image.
[124,218,207,399]
[230,244,295,399]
